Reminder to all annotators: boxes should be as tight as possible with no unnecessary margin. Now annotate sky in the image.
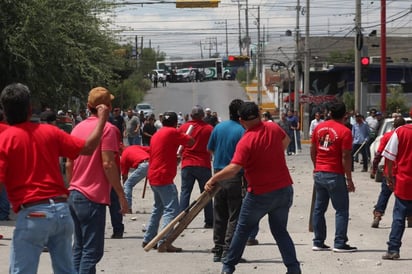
[108,0,412,60]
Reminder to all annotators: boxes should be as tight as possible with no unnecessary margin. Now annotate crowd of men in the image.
[1,82,412,274]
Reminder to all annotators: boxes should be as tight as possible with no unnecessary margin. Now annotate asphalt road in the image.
[143,80,249,121]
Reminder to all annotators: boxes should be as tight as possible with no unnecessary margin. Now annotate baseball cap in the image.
[205,107,211,112]
[57,110,65,115]
[191,105,204,119]
[87,87,114,108]
[238,102,260,121]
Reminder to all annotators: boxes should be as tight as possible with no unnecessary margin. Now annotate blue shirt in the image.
[207,120,244,170]
[352,122,369,144]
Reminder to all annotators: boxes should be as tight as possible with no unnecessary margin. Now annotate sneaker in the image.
[333,244,357,253]
[246,239,259,246]
[142,242,157,250]
[111,232,123,239]
[382,251,400,260]
[312,244,331,251]
[204,223,213,229]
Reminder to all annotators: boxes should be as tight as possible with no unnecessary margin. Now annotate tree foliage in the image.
[0,0,125,111]
[385,85,408,115]
[327,50,354,64]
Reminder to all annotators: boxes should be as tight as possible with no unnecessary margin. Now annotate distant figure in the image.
[203,107,218,127]
[309,112,324,138]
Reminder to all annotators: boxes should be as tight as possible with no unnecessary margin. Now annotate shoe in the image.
[157,244,182,253]
[111,233,123,239]
[126,208,133,214]
[221,272,233,274]
[204,223,213,229]
[312,244,331,251]
[213,247,223,262]
[382,251,400,260]
[371,217,380,228]
[333,244,357,253]
[0,234,3,240]
[246,239,259,246]
[407,216,412,228]
[361,169,367,172]
[372,210,382,228]
[221,250,246,263]
[142,242,157,250]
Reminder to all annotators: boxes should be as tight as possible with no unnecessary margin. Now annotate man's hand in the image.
[346,178,355,192]
[95,104,110,121]
[204,179,216,192]
[118,196,129,215]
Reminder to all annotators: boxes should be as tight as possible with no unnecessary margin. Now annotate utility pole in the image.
[245,0,250,85]
[200,40,204,59]
[225,19,229,57]
[257,6,262,106]
[294,0,301,112]
[380,0,387,114]
[303,0,310,139]
[354,0,361,113]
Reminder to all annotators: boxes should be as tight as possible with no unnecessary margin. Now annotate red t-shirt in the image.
[231,121,293,195]
[120,145,150,176]
[0,122,85,212]
[180,120,213,169]
[148,126,192,186]
[382,124,412,200]
[311,120,352,174]
[377,131,396,175]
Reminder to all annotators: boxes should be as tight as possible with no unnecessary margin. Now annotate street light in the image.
[271,60,292,111]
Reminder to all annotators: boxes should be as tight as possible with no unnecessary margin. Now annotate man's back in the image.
[208,120,244,169]
[312,119,352,174]
[69,117,119,205]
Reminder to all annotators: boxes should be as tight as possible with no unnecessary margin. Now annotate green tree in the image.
[385,85,408,115]
[327,50,354,64]
[0,0,123,111]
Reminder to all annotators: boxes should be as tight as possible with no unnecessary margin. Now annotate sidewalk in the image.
[1,144,411,273]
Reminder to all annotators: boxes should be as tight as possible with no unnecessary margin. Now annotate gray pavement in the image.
[1,144,412,273]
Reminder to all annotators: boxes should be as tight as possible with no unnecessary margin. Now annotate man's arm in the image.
[282,134,291,151]
[66,159,73,183]
[80,105,109,155]
[310,144,317,168]
[342,148,355,192]
[102,150,128,214]
[204,163,242,192]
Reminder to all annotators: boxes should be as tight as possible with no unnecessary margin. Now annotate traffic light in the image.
[227,55,250,62]
[360,56,370,82]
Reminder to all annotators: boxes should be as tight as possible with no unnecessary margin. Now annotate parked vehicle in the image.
[135,103,154,117]
[176,68,195,82]
[370,117,412,182]
[152,69,168,82]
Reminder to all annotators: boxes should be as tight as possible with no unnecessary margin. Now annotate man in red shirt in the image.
[381,122,412,260]
[370,117,406,228]
[121,145,150,213]
[142,111,194,252]
[0,83,109,273]
[310,102,357,253]
[205,102,301,274]
[179,105,214,228]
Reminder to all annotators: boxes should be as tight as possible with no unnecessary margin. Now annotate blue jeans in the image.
[69,190,106,274]
[124,162,149,209]
[127,135,141,146]
[313,172,349,248]
[387,196,412,253]
[143,184,180,246]
[10,201,74,274]
[0,188,10,220]
[222,186,300,274]
[180,166,213,225]
[374,176,393,214]
[109,189,124,236]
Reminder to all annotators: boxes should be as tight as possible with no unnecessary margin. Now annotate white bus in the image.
[156,58,225,81]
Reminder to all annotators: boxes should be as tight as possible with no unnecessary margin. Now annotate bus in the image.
[156,58,225,81]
